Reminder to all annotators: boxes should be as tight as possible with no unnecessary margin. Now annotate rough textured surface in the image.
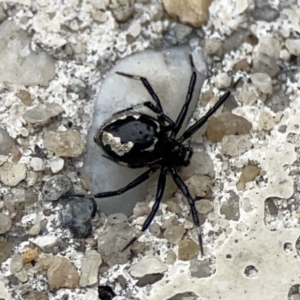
[0,0,299,299]
[0,20,55,86]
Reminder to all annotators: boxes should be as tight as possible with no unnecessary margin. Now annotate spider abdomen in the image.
[94,113,168,167]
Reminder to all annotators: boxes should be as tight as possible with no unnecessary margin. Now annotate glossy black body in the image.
[95,113,192,168]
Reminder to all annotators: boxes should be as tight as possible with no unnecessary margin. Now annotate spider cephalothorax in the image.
[73,54,231,255]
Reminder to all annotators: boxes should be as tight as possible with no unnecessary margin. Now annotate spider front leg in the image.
[121,166,167,252]
[116,71,173,127]
[69,166,159,199]
[171,54,197,138]
[179,91,231,142]
[169,166,204,256]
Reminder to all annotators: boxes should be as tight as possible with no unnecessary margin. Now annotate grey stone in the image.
[0,241,13,264]
[42,175,72,201]
[0,20,55,86]
[189,258,212,278]
[80,48,207,216]
[110,0,135,22]
[10,253,23,274]
[97,223,133,266]
[0,213,12,234]
[221,194,240,221]
[30,235,65,253]
[0,128,15,155]
[129,256,167,277]
[136,273,164,287]
[80,250,102,287]
[251,3,279,22]
[60,197,96,238]
[221,134,252,157]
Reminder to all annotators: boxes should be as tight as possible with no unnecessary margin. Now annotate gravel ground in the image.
[0,0,300,300]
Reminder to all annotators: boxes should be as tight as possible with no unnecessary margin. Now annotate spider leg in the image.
[69,166,159,199]
[121,166,167,252]
[116,72,164,112]
[171,54,197,138]
[179,91,231,142]
[169,166,204,256]
[116,72,174,128]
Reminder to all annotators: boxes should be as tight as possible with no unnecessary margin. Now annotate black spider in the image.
[73,55,231,255]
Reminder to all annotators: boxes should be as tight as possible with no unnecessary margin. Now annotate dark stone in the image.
[98,285,116,300]
[60,197,96,238]
[136,273,164,287]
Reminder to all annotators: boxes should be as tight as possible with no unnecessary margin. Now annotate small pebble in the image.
[149,223,161,237]
[23,248,38,264]
[110,0,135,22]
[163,0,212,27]
[127,23,142,38]
[30,157,46,171]
[234,58,250,72]
[236,164,261,191]
[11,145,22,162]
[17,90,32,106]
[60,197,96,238]
[80,250,102,287]
[136,273,164,287]
[23,291,49,300]
[251,3,279,22]
[98,223,133,266]
[0,213,12,235]
[189,258,212,278]
[133,202,151,217]
[215,73,231,89]
[258,37,280,59]
[23,103,64,126]
[163,224,185,244]
[42,175,72,201]
[0,241,13,264]
[195,199,214,215]
[129,256,167,277]
[184,175,212,199]
[30,235,64,253]
[92,10,108,23]
[98,286,116,300]
[0,162,27,186]
[173,23,193,40]
[165,249,177,264]
[47,256,80,289]
[0,128,15,155]
[250,73,272,94]
[285,39,300,56]
[221,134,252,157]
[206,113,252,143]
[178,239,199,261]
[204,37,222,56]
[10,253,23,274]
[49,157,64,173]
[258,111,276,131]
[220,194,240,221]
[43,130,84,157]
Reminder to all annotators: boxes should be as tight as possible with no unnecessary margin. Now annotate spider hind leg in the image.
[169,166,204,256]
[121,166,167,252]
